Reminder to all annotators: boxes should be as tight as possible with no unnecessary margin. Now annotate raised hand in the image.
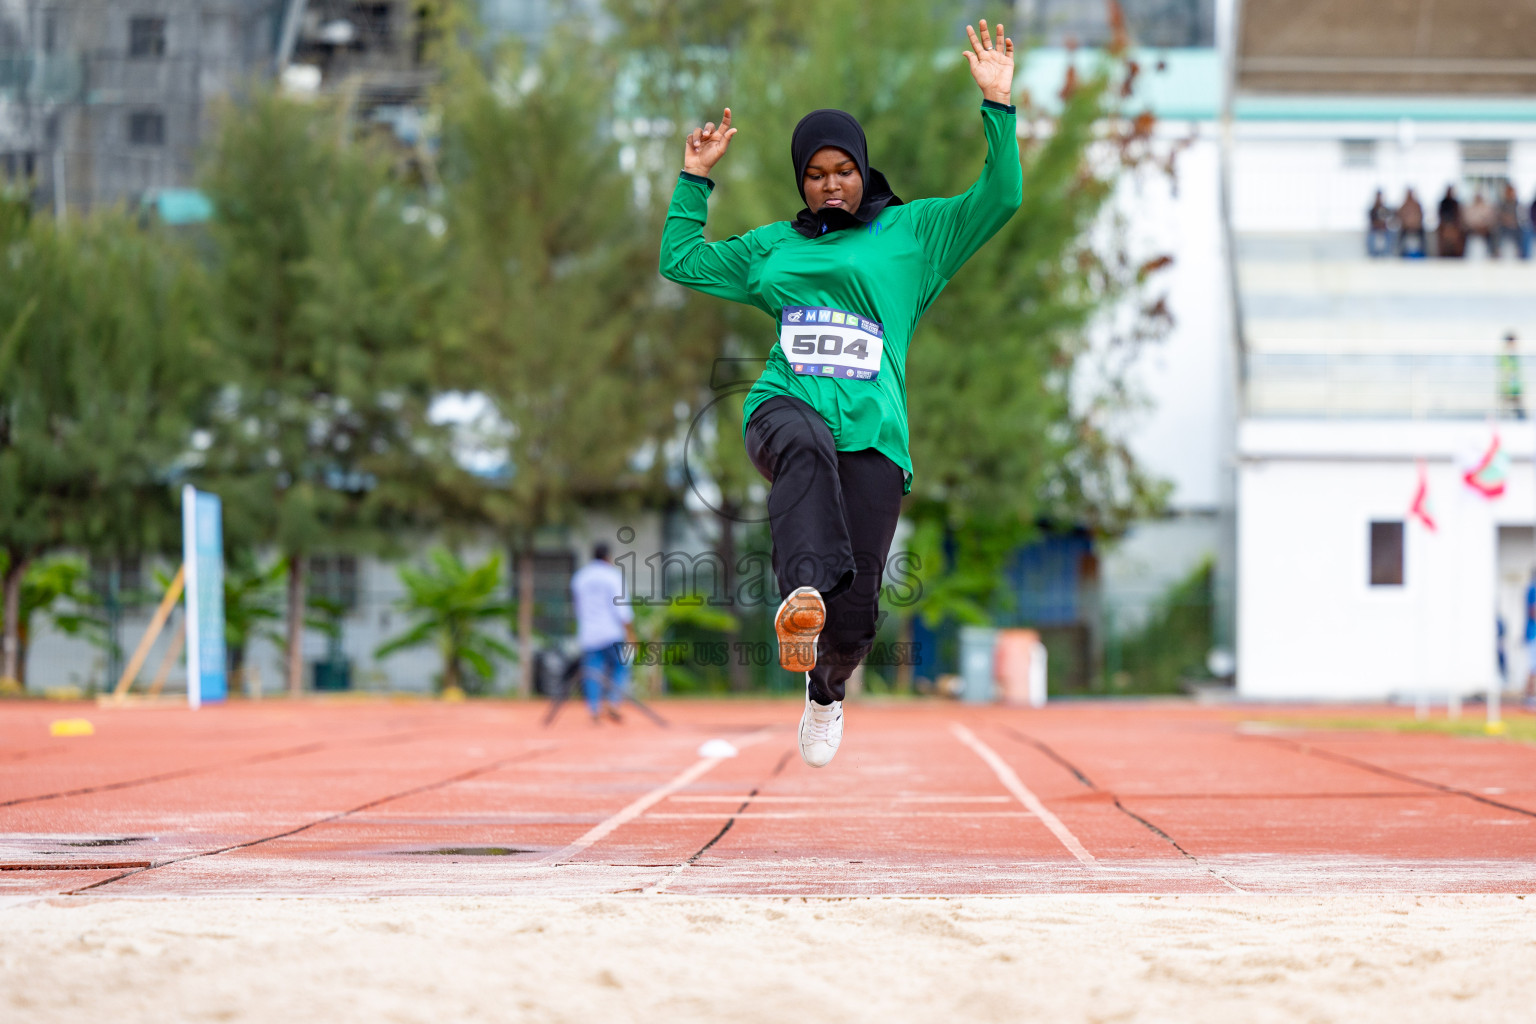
[963,19,1014,105]
[682,108,737,177]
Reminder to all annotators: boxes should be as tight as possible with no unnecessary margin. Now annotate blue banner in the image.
[182,485,227,706]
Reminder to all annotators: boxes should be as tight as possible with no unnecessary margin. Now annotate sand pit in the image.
[4,895,1534,1023]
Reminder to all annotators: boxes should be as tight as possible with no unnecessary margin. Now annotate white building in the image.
[1228,0,1536,699]
[1021,47,1235,642]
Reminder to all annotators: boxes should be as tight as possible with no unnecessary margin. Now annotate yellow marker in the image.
[50,718,95,737]
[1486,720,1508,736]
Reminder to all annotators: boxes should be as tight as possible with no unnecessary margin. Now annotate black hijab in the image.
[789,108,901,239]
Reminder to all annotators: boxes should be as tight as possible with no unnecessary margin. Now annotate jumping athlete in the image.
[659,19,1022,767]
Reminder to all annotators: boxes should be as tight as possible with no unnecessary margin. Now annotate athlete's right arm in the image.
[658,174,757,305]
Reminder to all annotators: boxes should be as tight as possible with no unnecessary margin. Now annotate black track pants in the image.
[745,395,904,705]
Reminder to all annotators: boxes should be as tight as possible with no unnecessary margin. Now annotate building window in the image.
[128,110,165,146]
[128,16,166,58]
[1341,139,1376,169]
[308,555,360,611]
[1369,521,1404,587]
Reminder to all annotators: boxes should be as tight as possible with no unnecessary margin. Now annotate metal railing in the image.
[1247,352,1533,419]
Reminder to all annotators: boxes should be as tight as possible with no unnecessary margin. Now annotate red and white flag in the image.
[1409,460,1436,531]
[1461,431,1508,499]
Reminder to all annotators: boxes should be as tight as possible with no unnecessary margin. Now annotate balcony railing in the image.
[0,53,83,101]
[1247,352,1534,419]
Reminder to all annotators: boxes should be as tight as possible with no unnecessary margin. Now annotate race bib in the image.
[778,306,884,382]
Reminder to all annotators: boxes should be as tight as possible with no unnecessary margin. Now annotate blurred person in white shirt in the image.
[570,542,637,723]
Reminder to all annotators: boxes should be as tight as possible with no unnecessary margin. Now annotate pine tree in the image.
[433,23,684,694]
[197,88,454,695]
[0,201,205,686]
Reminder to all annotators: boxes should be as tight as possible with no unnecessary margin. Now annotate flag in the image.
[1462,431,1508,499]
[1409,460,1436,531]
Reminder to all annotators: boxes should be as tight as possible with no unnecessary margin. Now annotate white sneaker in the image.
[798,676,843,768]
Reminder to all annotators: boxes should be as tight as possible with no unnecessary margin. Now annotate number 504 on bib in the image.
[779,306,885,382]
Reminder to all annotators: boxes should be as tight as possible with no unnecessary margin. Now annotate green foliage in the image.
[0,209,205,564]
[433,24,684,531]
[433,15,711,691]
[0,203,206,682]
[222,554,285,672]
[624,593,739,696]
[197,86,453,555]
[196,85,461,689]
[0,554,106,687]
[1105,558,1214,694]
[375,549,516,694]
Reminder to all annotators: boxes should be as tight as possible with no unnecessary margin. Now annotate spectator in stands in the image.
[1366,190,1394,257]
[1499,332,1525,420]
[1499,181,1532,259]
[1529,187,1536,258]
[1524,570,1536,709]
[1396,188,1426,258]
[1465,191,1496,257]
[1437,186,1465,257]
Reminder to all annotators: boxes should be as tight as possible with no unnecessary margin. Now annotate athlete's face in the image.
[802,147,863,216]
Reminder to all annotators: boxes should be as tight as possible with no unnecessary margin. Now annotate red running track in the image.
[3,699,1535,898]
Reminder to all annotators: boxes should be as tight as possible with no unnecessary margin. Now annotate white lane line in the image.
[666,794,1013,804]
[950,723,1098,867]
[647,811,1036,820]
[539,728,774,866]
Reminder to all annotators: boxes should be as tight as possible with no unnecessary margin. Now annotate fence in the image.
[1248,352,1532,420]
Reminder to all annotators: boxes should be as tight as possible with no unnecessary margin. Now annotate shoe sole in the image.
[775,587,825,673]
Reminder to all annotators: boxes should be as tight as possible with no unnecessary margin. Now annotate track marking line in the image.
[666,794,1013,803]
[644,748,793,895]
[542,727,775,867]
[950,723,1098,867]
[646,811,1036,819]
[994,723,1246,892]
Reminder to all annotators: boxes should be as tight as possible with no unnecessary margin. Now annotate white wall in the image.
[1113,131,1231,511]
[1237,419,1536,700]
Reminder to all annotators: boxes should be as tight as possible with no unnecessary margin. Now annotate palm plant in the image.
[630,598,740,697]
[224,555,285,691]
[375,549,515,696]
[0,555,105,691]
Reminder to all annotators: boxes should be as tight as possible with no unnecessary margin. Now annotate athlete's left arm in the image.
[905,101,1024,281]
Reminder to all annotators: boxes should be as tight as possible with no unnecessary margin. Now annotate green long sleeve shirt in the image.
[659,100,1023,493]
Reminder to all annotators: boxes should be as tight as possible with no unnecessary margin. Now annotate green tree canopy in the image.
[0,199,206,685]
[197,86,456,693]
[432,20,696,691]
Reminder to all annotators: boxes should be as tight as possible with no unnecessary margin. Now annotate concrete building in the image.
[1229,0,1536,699]
[0,0,285,212]
[0,0,437,213]
[1020,0,1214,48]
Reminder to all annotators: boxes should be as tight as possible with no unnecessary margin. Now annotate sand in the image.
[3,895,1534,1023]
